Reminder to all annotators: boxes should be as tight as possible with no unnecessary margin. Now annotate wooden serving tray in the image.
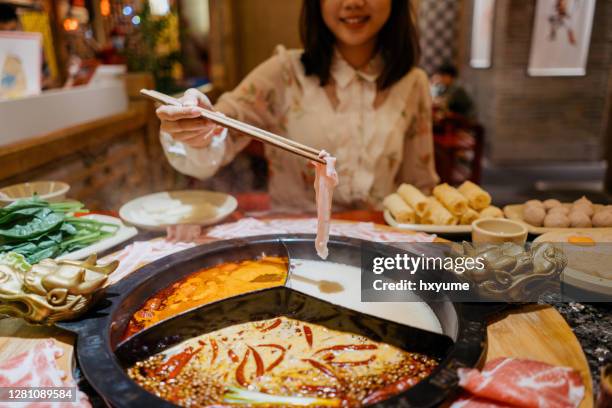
[0,221,594,407]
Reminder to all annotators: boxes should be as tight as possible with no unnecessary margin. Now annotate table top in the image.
[0,211,595,407]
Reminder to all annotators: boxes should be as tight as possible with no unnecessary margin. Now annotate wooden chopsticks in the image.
[141,89,326,164]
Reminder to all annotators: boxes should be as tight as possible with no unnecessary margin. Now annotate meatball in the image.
[571,203,594,217]
[573,196,593,207]
[543,199,562,210]
[592,210,612,227]
[548,206,570,216]
[525,199,544,209]
[543,213,570,228]
[568,211,592,228]
[523,205,546,227]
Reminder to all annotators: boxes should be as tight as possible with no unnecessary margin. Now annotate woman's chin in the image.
[336,32,377,49]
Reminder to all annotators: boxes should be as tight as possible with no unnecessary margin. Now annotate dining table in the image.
[0,208,599,407]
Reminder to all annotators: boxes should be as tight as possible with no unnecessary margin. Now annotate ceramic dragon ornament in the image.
[452,242,568,301]
[0,254,118,324]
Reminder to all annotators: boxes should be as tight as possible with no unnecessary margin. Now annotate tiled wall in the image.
[418,0,461,74]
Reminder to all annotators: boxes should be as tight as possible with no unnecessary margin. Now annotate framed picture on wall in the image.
[470,0,496,69]
[0,31,41,99]
[527,0,596,76]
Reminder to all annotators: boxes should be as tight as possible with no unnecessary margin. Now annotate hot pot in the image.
[55,235,502,407]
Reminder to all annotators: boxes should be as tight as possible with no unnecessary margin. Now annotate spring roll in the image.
[458,181,491,210]
[383,193,416,224]
[460,208,479,225]
[397,184,428,216]
[422,198,457,225]
[433,183,469,216]
[479,205,504,219]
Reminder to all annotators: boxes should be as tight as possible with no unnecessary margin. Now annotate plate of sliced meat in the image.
[452,357,586,408]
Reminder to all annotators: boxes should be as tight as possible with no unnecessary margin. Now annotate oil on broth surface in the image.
[124,256,288,338]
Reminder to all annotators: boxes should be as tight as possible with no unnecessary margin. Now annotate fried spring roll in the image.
[460,208,479,225]
[383,193,416,224]
[479,205,504,219]
[433,183,468,216]
[422,198,457,225]
[458,181,492,210]
[397,184,428,216]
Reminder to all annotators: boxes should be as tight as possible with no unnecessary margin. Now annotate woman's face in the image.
[321,0,392,48]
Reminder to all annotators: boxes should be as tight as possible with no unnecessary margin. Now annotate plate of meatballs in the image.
[503,196,612,234]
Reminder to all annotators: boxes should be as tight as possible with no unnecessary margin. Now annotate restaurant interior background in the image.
[1,0,610,212]
[0,1,611,406]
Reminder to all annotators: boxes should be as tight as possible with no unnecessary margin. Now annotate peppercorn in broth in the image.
[127,316,438,407]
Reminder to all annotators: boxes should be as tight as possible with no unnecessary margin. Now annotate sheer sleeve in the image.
[397,69,440,194]
[161,50,288,180]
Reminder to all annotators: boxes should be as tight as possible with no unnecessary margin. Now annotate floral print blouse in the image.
[161,45,439,212]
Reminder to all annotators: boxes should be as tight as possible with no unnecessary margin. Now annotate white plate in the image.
[119,190,238,231]
[560,265,612,296]
[384,209,472,234]
[57,214,138,261]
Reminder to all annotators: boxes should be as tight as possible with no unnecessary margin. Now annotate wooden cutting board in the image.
[0,221,594,407]
[487,306,593,407]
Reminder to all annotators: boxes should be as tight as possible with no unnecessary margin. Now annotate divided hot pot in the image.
[55,235,501,407]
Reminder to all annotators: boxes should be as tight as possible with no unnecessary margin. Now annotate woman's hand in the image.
[156,88,223,148]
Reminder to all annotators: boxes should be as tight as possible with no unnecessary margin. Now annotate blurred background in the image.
[0,0,610,211]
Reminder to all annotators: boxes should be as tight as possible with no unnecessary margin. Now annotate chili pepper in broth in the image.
[259,318,282,332]
[256,344,286,372]
[248,346,265,377]
[210,339,218,364]
[236,348,251,387]
[303,324,313,348]
[314,344,377,355]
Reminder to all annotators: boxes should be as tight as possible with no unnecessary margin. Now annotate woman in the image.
[157,0,438,212]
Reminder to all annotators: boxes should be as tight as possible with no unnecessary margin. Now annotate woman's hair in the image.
[300,0,420,90]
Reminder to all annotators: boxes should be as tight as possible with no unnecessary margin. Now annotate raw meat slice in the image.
[312,151,339,259]
[0,340,90,408]
[454,357,584,408]
[206,218,436,243]
[101,240,196,285]
[451,395,511,407]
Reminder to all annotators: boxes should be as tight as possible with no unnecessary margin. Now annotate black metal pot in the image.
[56,235,502,407]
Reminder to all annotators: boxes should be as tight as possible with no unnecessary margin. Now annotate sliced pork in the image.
[452,357,585,408]
[0,340,90,408]
[312,151,339,259]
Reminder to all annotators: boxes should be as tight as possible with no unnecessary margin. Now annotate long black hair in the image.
[300,0,420,90]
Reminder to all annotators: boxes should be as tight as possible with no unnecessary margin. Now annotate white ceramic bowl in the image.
[0,181,70,206]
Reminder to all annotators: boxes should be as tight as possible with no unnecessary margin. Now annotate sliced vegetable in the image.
[223,386,341,406]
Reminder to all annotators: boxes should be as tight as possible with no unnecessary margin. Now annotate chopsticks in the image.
[141,89,326,164]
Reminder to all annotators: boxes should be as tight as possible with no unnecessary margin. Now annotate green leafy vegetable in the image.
[0,251,31,273]
[0,197,119,264]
